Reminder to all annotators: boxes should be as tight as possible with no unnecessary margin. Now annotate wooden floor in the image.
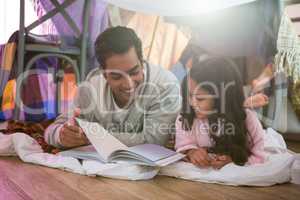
[1,146,300,200]
[287,140,300,153]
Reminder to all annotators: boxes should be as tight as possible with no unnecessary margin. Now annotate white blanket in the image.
[0,128,296,185]
[0,132,158,180]
[160,128,295,186]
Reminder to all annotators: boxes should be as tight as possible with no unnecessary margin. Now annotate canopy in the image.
[103,0,257,16]
[105,0,281,59]
[0,0,282,122]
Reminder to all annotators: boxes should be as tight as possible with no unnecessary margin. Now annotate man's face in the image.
[103,47,144,107]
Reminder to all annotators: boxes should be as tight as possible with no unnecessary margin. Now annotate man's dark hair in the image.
[94,26,143,68]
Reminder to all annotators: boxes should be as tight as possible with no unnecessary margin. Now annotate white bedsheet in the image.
[0,132,158,180]
[159,128,295,186]
[0,128,296,185]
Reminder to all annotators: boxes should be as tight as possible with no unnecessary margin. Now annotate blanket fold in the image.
[0,128,296,185]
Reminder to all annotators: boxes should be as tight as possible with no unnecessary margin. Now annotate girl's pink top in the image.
[175,109,265,165]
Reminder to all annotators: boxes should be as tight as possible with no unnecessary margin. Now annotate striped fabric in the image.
[0,33,17,120]
[275,13,300,119]
[0,32,77,122]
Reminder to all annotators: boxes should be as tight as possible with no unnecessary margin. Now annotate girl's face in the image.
[188,78,215,119]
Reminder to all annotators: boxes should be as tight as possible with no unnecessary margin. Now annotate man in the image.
[45,26,181,148]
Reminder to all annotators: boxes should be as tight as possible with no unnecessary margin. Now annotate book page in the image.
[76,118,127,161]
[127,144,177,162]
[59,145,106,163]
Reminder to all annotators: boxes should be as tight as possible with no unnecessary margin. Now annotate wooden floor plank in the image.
[100,177,191,200]
[0,172,32,200]
[1,157,300,200]
[255,184,300,200]
[154,176,258,200]
[152,176,300,200]
[0,157,89,200]
[287,141,300,153]
[44,167,143,200]
[151,176,227,200]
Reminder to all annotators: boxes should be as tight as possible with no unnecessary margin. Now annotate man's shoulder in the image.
[85,67,106,85]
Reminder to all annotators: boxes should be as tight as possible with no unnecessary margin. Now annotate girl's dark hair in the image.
[179,41,206,66]
[94,26,143,68]
[180,57,251,165]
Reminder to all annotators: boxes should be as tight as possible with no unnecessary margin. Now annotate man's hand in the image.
[59,108,89,148]
[210,155,232,170]
[186,148,211,168]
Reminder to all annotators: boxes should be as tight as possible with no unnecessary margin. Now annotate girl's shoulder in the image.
[244,109,259,123]
[244,109,265,136]
[175,114,208,128]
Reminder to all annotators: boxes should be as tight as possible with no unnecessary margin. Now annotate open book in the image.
[59,118,185,167]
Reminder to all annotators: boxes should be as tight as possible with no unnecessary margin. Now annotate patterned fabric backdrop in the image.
[0,0,109,122]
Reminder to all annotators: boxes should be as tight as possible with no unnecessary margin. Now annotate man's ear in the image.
[103,72,107,79]
[100,66,107,79]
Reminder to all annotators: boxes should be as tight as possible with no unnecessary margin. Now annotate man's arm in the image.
[44,113,69,148]
[45,84,95,148]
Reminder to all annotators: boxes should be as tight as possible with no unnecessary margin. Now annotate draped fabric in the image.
[32,0,109,69]
[166,0,281,60]
[0,0,286,122]
[275,13,300,119]
[0,32,78,121]
[0,0,109,122]
[103,0,257,16]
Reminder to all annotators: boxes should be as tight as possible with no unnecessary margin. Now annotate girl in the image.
[175,57,265,169]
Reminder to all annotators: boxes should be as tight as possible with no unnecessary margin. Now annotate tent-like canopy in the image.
[0,0,282,121]
[104,0,281,59]
[103,0,257,16]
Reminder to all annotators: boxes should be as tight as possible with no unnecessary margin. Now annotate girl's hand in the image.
[210,155,232,169]
[251,63,273,93]
[186,148,211,168]
[243,93,269,109]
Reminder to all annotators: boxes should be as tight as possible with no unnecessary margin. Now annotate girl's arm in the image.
[243,93,269,109]
[245,109,266,164]
[174,116,198,153]
[175,116,212,167]
[252,63,274,94]
[243,63,274,109]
